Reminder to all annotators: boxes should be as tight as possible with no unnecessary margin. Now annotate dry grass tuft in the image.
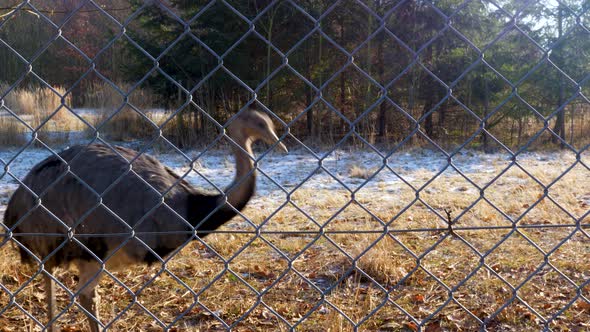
[94,106,157,141]
[0,116,26,146]
[349,164,376,179]
[1,84,69,117]
[81,81,159,111]
[0,82,166,147]
[81,81,195,144]
[0,84,76,146]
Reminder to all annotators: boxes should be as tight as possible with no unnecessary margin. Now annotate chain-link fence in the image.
[1,0,589,331]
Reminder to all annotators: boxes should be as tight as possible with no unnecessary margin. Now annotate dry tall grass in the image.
[0,82,168,146]
[94,106,158,141]
[81,81,168,142]
[1,84,69,117]
[0,117,26,146]
[80,81,159,111]
[0,84,76,146]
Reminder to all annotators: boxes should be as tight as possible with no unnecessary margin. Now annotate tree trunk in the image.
[422,99,434,139]
[509,119,515,147]
[438,102,446,131]
[377,96,387,140]
[339,13,346,138]
[421,38,436,140]
[483,76,490,152]
[266,7,276,107]
[408,68,418,145]
[377,15,387,141]
[318,23,326,143]
[552,5,566,148]
[517,117,524,147]
[569,107,574,145]
[306,85,314,137]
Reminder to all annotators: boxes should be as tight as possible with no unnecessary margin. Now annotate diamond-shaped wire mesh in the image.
[0,0,589,331]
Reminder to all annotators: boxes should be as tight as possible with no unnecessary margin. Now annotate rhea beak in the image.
[277,141,288,153]
[266,131,288,153]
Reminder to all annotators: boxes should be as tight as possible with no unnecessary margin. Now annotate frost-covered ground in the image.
[1,142,587,214]
[1,142,589,331]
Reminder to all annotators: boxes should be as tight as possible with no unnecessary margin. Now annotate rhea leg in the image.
[44,272,57,332]
[76,262,103,332]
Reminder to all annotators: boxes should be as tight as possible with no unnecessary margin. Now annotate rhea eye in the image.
[257,122,265,128]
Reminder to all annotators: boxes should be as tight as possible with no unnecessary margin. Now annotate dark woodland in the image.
[1,0,589,151]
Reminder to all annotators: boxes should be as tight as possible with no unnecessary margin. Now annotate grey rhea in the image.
[3,110,287,332]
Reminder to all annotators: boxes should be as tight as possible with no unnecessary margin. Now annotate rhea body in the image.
[3,110,286,332]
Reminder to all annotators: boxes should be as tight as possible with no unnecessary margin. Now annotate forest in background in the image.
[0,0,589,151]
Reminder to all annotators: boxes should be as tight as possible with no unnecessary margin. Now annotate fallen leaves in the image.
[60,326,83,332]
[412,294,425,304]
[576,301,590,312]
[402,321,418,331]
[424,320,442,332]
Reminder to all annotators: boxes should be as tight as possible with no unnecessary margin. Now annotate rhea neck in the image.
[187,131,257,234]
[224,133,256,211]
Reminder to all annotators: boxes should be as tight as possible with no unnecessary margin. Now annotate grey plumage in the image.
[7,145,198,265]
[2,110,287,332]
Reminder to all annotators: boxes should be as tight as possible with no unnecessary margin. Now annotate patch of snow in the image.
[0,143,581,215]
